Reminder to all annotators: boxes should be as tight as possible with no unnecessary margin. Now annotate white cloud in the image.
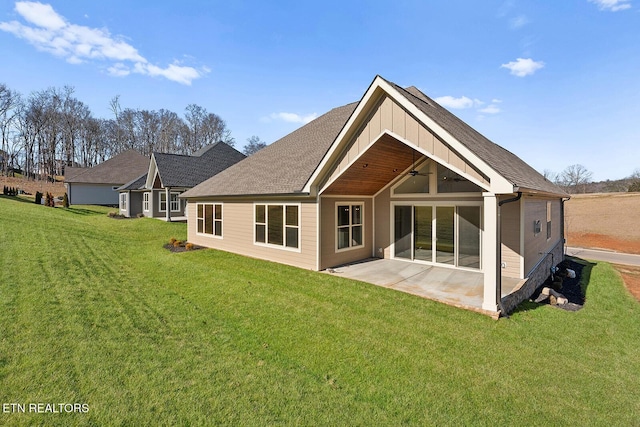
[588,0,632,11]
[434,96,478,109]
[265,112,318,124]
[0,1,208,85]
[435,96,502,116]
[501,57,545,77]
[509,15,529,29]
[479,104,501,114]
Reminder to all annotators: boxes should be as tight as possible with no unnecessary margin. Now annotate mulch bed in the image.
[530,259,586,312]
[163,243,205,253]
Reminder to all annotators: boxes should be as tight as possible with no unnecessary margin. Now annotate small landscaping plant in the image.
[34,191,42,205]
[185,242,194,251]
[62,192,69,208]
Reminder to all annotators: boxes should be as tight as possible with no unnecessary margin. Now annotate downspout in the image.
[561,197,570,256]
[497,191,522,317]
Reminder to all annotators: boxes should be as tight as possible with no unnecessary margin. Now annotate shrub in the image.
[185,243,194,251]
[2,185,6,195]
[169,237,177,244]
[62,192,69,208]
[46,192,55,207]
[34,191,42,205]
[173,240,182,248]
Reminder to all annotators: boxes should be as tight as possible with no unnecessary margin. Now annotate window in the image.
[546,201,552,240]
[255,204,299,249]
[159,192,181,212]
[197,203,222,237]
[337,204,363,250]
[436,164,482,193]
[119,193,127,210]
[143,192,150,211]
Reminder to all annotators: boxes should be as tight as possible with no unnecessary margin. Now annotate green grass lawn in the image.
[1,196,639,425]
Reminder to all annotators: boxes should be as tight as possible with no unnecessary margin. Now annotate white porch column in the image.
[482,193,499,312]
[165,187,171,222]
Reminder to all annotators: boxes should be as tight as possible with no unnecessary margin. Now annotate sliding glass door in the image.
[393,204,481,269]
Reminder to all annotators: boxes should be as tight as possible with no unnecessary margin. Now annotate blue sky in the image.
[0,0,638,181]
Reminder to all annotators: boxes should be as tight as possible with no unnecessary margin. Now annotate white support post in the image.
[482,193,499,312]
[165,187,171,222]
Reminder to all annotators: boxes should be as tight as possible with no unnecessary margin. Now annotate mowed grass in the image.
[1,196,639,426]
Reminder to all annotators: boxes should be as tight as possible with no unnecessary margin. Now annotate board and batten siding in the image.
[523,198,563,276]
[187,199,318,271]
[319,197,373,270]
[326,95,488,188]
[499,197,522,279]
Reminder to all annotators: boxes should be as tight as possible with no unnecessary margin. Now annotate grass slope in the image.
[1,196,639,425]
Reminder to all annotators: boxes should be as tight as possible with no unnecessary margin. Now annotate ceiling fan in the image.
[441,175,469,182]
[407,149,431,177]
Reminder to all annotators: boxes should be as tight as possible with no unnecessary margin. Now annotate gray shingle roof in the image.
[117,173,148,191]
[154,142,246,188]
[64,150,149,185]
[182,76,565,198]
[181,103,357,197]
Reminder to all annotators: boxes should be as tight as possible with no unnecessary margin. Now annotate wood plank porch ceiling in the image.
[322,134,420,196]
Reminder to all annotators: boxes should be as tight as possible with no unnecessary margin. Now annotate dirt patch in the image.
[0,176,66,198]
[614,264,640,302]
[565,193,640,254]
[569,233,640,255]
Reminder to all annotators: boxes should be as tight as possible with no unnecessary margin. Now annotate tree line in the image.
[544,164,640,194]
[0,82,235,180]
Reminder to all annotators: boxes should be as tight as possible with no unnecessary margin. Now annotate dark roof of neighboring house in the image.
[154,142,246,188]
[182,76,565,198]
[182,103,357,197]
[117,173,148,191]
[64,150,149,185]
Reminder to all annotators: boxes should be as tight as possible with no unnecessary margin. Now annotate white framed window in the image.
[336,203,363,251]
[119,193,127,210]
[159,192,181,212]
[197,203,222,237]
[143,192,150,211]
[254,204,299,250]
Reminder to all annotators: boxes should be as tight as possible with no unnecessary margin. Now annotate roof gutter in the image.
[496,191,522,318]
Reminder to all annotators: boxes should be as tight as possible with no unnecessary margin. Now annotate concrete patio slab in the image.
[325,258,520,316]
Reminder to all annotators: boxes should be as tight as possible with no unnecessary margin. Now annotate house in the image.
[180,76,568,315]
[64,150,149,206]
[117,142,245,221]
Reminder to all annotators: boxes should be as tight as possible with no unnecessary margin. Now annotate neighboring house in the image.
[180,76,568,315]
[117,142,245,221]
[64,150,149,206]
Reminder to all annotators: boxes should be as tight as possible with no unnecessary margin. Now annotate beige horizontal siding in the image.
[524,198,563,275]
[187,199,318,270]
[320,197,373,270]
[500,198,522,279]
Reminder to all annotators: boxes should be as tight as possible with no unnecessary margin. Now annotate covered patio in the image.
[325,258,523,317]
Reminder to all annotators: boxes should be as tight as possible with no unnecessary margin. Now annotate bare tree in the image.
[559,164,593,194]
[628,168,640,192]
[0,83,21,175]
[185,104,233,154]
[243,135,267,156]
